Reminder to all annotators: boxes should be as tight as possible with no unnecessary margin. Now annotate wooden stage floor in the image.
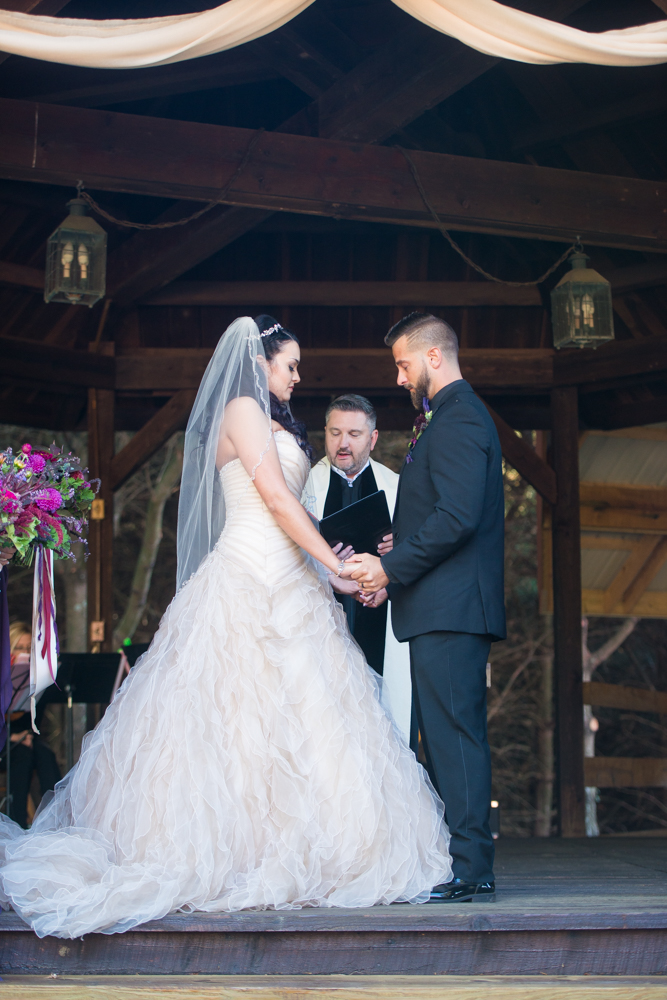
[1,838,667,978]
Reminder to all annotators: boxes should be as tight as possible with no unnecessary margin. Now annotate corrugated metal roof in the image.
[580,426,667,487]
[581,546,629,590]
[578,426,667,614]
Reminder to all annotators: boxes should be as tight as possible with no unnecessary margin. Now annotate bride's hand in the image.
[329,575,360,596]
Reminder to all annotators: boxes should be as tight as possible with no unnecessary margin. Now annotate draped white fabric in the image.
[394,0,667,67]
[0,0,665,71]
[0,0,317,69]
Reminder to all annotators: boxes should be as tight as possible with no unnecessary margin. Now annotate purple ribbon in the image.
[0,567,12,753]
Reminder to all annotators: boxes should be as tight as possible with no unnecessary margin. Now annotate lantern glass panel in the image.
[44,200,107,307]
[550,253,614,350]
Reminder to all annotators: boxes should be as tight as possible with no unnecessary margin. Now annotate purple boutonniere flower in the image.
[405,397,433,464]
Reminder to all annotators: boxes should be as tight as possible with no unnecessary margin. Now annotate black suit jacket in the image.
[382,380,506,643]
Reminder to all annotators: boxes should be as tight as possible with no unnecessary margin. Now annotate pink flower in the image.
[28,454,46,474]
[1,490,20,515]
[34,488,63,513]
[21,443,32,455]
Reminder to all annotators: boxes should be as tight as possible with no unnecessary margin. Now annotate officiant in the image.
[306,395,412,744]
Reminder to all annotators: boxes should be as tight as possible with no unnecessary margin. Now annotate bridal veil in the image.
[176,316,272,589]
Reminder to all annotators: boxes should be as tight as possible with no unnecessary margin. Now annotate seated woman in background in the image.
[3,622,61,829]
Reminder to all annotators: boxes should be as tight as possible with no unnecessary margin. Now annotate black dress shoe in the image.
[428,878,496,902]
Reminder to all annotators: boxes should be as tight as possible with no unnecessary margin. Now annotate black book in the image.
[319,490,392,556]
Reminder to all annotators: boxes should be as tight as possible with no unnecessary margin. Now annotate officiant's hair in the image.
[385,312,458,361]
[325,394,377,431]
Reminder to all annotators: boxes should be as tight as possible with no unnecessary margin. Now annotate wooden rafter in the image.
[109,389,196,492]
[18,52,279,108]
[0,259,43,289]
[309,0,588,144]
[621,536,667,612]
[97,1,588,304]
[0,333,114,389]
[481,399,557,505]
[584,757,667,788]
[4,99,663,254]
[114,347,555,393]
[600,535,663,613]
[580,483,667,514]
[143,280,542,308]
[583,681,667,715]
[607,259,667,295]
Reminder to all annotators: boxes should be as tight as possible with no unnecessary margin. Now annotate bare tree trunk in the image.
[54,541,88,653]
[534,651,554,836]
[113,435,183,649]
[582,616,639,837]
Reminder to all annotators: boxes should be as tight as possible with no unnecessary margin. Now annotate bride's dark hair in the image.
[255,314,315,464]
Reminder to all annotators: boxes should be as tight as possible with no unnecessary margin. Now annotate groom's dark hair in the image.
[385,312,458,362]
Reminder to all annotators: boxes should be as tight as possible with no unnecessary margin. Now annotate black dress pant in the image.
[5,737,61,829]
[409,630,494,884]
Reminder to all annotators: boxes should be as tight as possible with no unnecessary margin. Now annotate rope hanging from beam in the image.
[76,129,265,231]
[399,147,578,287]
[0,0,666,70]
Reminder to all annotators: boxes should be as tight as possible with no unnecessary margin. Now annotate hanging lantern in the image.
[550,250,614,350]
[44,198,106,307]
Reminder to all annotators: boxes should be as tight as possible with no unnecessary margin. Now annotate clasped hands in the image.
[332,535,392,608]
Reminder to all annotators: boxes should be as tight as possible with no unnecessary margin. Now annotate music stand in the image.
[41,653,120,771]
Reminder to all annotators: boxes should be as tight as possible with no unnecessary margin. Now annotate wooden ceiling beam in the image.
[512,81,667,152]
[109,388,196,491]
[252,25,343,99]
[603,535,663,611]
[608,258,667,295]
[0,259,43,289]
[307,0,589,144]
[580,394,667,431]
[0,334,114,389]
[622,536,667,613]
[106,205,274,305]
[115,347,555,393]
[481,398,557,504]
[580,483,667,514]
[555,337,667,388]
[3,99,665,256]
[143,280,542,308]
[75,1,588,304]
[19,52,279,109]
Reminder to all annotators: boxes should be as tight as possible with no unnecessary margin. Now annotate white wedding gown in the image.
[0,430,451,939]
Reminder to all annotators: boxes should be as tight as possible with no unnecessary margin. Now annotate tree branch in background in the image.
[584,616,640,678]
[113,433,183,649]
[582,614,640,836]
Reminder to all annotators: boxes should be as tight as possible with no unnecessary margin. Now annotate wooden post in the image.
[87,344,115,654]
[550,386,586,837]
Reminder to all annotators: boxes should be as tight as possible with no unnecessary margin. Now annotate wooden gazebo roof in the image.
[0,0,666,437]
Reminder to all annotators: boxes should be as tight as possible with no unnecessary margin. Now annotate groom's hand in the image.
[345,553,389,592]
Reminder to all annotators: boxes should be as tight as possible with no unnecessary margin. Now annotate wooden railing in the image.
[583,682,667,788]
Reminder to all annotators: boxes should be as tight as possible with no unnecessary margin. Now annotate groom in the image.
[347,312,506,903]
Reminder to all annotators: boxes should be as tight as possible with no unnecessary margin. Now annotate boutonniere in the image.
[405,398,432,464]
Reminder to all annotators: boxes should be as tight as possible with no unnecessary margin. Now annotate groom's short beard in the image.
[409,363,432,410]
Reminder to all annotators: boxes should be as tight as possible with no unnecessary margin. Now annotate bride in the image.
[0,316,451,939]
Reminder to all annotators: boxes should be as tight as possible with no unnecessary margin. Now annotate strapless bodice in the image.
[217,430,311,585]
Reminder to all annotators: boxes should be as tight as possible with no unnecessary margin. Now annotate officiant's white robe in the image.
[306,456,412,744]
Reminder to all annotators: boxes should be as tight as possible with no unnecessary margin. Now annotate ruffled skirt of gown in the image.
[0,435,451,939]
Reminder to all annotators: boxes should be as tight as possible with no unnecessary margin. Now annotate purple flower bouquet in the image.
[0,443,99,565]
